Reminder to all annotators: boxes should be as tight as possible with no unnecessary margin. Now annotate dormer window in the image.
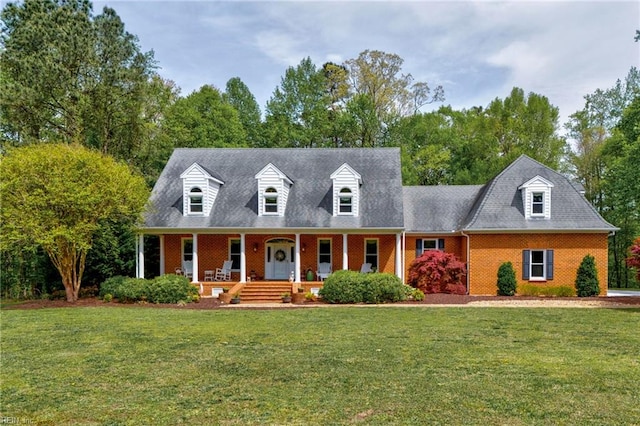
[255,163,293,217]
[519,175,554,220]
[331,163,362,217]
[264,187,278,214]
[180,163,224,217]
[189,187,203,213]
[339,188,353,214]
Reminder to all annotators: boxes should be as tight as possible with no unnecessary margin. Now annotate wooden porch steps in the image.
[240,281,293,303]
[197,281,324,303]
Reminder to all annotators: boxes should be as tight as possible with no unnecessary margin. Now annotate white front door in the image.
[266,242,293,280]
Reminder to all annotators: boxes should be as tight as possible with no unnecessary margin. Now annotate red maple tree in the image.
[408,250,467,294]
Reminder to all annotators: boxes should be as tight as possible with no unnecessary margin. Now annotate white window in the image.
[339,188,352,214]
[519,176,553,219]
[532,192,544,215]
[229,239,241,271]
[182,238,193,262]
[422,239,438,252]
[189,187,203,213]
[530,250,545,279]
[365,239,378,270]
[523,249,554,281]
[264,187,278,214]
[318,239,332,264]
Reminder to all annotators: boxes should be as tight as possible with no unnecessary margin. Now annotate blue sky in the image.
[96,1,639,128]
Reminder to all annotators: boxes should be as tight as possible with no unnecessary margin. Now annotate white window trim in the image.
[318,238,332,265]
[188,187,204,215]
[338,188,353,215]
[181,237,193,262]
[364,238,379,270]
[421,239,440,254]
[263,187,279,215]
[229,238,241,272]
[529,249,546,281]
[531,192,545,217]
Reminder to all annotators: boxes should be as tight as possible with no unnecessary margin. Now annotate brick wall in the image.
[468,233,609,295]
[162,233,399,280]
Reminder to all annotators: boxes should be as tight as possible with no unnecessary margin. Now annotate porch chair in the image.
[316,262,332,281]
[359,263,372,273]
[204,270,215,281]
[215,260,233,281]
[182,260,193,280]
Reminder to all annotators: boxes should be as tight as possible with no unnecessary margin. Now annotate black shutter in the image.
[416,239,423,258]
[546,250,554,280]
[523,250,530,280]
[438,238,445,250]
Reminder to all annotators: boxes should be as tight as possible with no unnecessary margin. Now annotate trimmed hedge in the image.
[99,275,199,304]
[519,285,576,297]
[319,270,407,304]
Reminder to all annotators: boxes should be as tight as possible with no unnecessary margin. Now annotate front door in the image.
[266,241,294,280]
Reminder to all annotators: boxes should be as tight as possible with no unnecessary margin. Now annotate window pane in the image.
[531,265,544,277]
[230,239,240,270]
[533,194,543,202]
[365,240,378,269]
[183,240,193,261]
[423,239,437,250]
[531,251,544,263]
[190,196,203,212]
[319,240,331,264]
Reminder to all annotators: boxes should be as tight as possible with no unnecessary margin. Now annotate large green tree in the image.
[0,0,156,157]
[0,143,149,302]
[224,77,263,147]
[566,67,640,287]
[344,50,444,146]
[264,57,331,147]
[160,84,247,151]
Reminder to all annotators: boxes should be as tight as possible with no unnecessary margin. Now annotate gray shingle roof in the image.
[463,155,616,231]
[143,148,404,230]
[403,185,484,233]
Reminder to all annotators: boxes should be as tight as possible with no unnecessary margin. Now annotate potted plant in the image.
[230,294,241,304]
[281,292,292,303]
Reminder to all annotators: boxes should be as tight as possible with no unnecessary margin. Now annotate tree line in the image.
[1,0,638,296]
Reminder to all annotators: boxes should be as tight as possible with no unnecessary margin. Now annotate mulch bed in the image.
[4,293,640,310]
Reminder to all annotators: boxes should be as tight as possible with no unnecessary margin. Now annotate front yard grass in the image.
[1,306,639,424]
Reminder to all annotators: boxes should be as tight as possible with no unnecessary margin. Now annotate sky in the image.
[96,0,639,128]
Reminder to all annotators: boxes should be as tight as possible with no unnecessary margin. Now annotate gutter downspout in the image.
[460,230,470,295]
[402,231,406,284]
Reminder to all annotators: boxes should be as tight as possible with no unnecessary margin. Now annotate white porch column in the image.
[295,233,301,283]
[192,233,199,283]
[159,235,165,276]
[240,233,247,283]
[137,234,145,279]
[342,233,349,270]
[395,233,402,279]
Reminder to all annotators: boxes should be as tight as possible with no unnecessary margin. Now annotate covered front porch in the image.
[135,231,405,286]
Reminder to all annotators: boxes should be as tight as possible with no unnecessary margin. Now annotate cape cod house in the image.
[137,148,615,299]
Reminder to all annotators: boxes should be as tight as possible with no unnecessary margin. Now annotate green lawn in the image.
[2,306,639,425]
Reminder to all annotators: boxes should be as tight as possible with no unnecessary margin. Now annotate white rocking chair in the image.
[316,262,332,281]
[215,260,233,281]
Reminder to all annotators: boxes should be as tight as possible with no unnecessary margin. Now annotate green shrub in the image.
[412,288,425,301]
[147,274,198,304]
[496,262,517,296]
[319,270,407,304]
[575,254,600,297]
[102,293,113,303]
[99,275,197,304]
[99,276,128,298]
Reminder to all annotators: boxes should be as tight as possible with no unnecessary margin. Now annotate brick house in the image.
[137,148,615,297]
